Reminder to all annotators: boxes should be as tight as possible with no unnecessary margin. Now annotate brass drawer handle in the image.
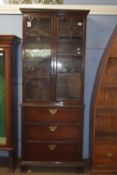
[48,125,58,132]
[107,152,113,157]
[49,108,58,115]
[48,144,56,151]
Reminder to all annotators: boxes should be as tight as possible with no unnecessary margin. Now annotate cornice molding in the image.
[0,4,117,15]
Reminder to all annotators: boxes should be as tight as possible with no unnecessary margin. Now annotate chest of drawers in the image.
[22,105,83,163]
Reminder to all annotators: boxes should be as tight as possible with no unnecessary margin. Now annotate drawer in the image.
[95,145,117,166]
[22,106,82,122]
[22,142,82,162]
[24,122,82,141]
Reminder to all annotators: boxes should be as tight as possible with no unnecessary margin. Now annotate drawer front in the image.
[95,145,117,166]
[22,142,82,162]
[24,123,82,141]
[22,106,82,122]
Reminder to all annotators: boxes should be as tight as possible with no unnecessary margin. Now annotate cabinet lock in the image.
[48,144,56,151]
[48,125,58,132]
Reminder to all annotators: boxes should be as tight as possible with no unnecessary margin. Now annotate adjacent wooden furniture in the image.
[21,9,89,168]
[90,25,117,174]
[0,35,20,169]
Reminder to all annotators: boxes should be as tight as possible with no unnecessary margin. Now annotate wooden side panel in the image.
[0,35,20,169]
[90,25,117,173]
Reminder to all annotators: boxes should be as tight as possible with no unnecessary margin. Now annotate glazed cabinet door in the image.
[0,51,7,146]
[56,16,84,101]
[23,14,85,103]
[0,36,20,169]
[23,15,53,101]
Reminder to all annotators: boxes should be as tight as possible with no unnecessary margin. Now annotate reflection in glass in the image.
[57,38,82,55]
[57,75,81,101]
[0,52,7,145]
[25,49,51,58]
[56,16,83,101]
[24,16,52,101]
[57,17,83,38]
[25,78,50,100]
[57,56,81,74]
[25,56,51,77]
[24,17,51,77]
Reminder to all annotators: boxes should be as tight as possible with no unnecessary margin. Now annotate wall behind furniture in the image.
[64,0,117,4]
[0,0,117,4]
[0,9,117,158]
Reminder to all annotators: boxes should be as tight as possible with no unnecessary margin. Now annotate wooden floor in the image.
[0,158,115,175]
[0,167,91,175]
[0,157,90,174]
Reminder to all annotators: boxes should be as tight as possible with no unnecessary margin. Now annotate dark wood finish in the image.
[24,122,81,140]
[0,35,20,169]
[23,142,82,162]
[22,106,83,122]
[20,8,89,168]
[90,25,117,174]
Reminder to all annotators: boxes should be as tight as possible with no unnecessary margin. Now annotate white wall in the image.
[64,0,117,4]
[0,12,117,158]
[1,0,117,4]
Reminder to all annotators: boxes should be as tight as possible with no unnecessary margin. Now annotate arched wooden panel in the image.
[90,25,117,174]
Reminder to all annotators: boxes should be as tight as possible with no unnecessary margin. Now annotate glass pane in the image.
[24,56,51,77]
[57,75,81,101]
[25,77,50,100]
[57,56,81,74]
[57,17,82,56]
[57,17,83,38]
[0,51,7,145]
[57,38,82,56]
[56,16,83,101]
[24,16,51,101]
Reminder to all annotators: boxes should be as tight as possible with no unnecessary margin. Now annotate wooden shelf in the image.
[109,56,117,59]
[25,75,50,79]
[96,136,117,144]
[96,108,117,116]
[101,83,117,88]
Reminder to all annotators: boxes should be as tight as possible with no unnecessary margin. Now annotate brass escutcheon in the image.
[48,125,58,132]
[48,144,56,151]
[49,108,58,115]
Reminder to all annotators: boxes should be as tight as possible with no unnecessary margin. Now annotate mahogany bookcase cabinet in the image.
[0,35,20,169]
[20,8,89,169]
